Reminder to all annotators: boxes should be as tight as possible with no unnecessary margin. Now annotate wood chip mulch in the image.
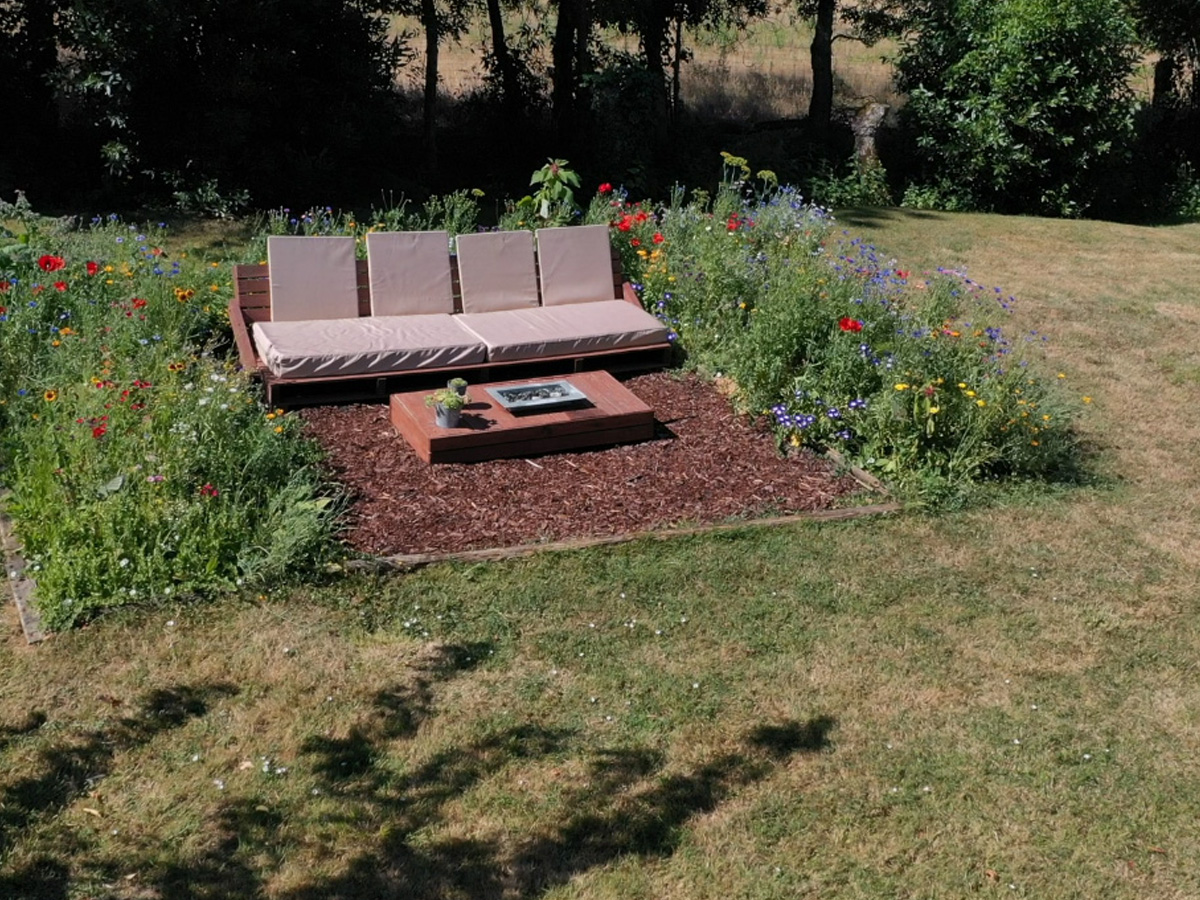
[299,372,860,558]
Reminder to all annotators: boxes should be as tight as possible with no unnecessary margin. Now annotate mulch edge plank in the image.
[347,500,903,573]
[0,491,46,644]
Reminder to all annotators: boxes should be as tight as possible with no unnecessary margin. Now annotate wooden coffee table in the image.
[390,370,655,463]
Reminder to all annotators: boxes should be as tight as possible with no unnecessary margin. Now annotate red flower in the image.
[634,211,649,223]
[838,316,864,333]
[652,232,664,244]
[132,297,147,309]
[53,281,68,292]
[727,215,740,232]
[0,281,10,293]
[598,183,612,194]
[92,425,107,439]
[86,261,100,276]
[630,238,641,247]
[199,483,219,498]
[896,269,910,280]
[0,305,6,315]
[615,215,633,232]
[38,255,65,272]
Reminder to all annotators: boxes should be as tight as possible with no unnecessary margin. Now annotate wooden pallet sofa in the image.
[230,224,673,407]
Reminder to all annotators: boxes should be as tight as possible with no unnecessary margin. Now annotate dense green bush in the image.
[895,0,1140,216]
[0,205,338,629]
[595,156,1082,493]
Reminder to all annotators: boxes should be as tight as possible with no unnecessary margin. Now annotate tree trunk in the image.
[422,0,440,169]
[641,18,670,141]
[808,0,835,147]
[552,0,591,150]
[671,16,684,118]
[551,0,576,146]
[485,0,521,111]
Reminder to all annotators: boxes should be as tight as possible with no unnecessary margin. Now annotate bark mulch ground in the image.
[299,372,860,558]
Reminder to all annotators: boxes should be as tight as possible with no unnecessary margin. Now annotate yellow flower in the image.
[274,425,284,434]
[789,434,800,447]
[1082,396,1092,404]
[965,390,976,398]
[928,406,940,415]
[976,399,986,407]
[43,389,58,402]
[894,383,910,391]
[957,382,967,389]
[266,412,277,420]
[1042,414,1051,421]
[1057,372,1066,379]
[1031,440,1040,446]
[103,265,114,273]
[51,340,61,347]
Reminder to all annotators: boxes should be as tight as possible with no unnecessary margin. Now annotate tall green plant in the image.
[896,0,1140,216]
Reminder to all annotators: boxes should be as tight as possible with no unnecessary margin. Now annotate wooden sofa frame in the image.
[230,242,673,408]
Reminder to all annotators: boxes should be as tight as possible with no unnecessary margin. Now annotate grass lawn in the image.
[3,209,1200,899]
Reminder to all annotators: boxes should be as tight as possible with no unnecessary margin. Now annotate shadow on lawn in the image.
[0,683,239,899]
[279,675,836,900]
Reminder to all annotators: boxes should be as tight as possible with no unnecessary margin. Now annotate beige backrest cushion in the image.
[455,230,540,313]
[536,224,618,306]
[267,236,360,321]
[366,231,454,316]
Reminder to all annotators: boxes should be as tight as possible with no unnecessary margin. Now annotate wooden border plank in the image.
[0,493,46,644]
[348,501,903,573]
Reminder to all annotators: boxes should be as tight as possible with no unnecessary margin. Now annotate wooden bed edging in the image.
[345,501,903,574]
[1,492,46,644]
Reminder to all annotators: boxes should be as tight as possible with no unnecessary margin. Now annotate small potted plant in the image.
[425,387,468,428]
[447,377,469,397]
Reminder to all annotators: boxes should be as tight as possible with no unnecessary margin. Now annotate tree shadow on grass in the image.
[283,711,836,900]
[0,683,238,898]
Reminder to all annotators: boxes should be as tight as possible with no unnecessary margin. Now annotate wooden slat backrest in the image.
[233,235,625,323]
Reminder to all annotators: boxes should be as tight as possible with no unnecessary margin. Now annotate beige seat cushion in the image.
[536,224,618,306]
[252,315,486,378]
[366,231,455,316]
[268,236,359,322]
[459,299,670,363]
[455,230,540,313]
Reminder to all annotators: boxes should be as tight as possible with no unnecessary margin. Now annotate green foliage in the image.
[516,159,583,226]
[603,156,1083,497]
[895,0,1140,216]
[51,0,410,207]
[806,158,893,208]
[0,212,338,629]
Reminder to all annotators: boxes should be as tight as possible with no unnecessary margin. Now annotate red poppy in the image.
[199,483,219,498]
[630,238,641,247]
[92,425,107,439]
[838,316,864,333]
[86,261,100,276]
[615,215,633,232]
[0,281,9,293]
[53,281,68,292]
[652,232,664,244]
[38,255,65,272]
[727,215,740,232]
[132,297,147,309]
[896,269,910,279]
[598,183,612,194]
[634,211,649,223]
[0,305,6,315]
